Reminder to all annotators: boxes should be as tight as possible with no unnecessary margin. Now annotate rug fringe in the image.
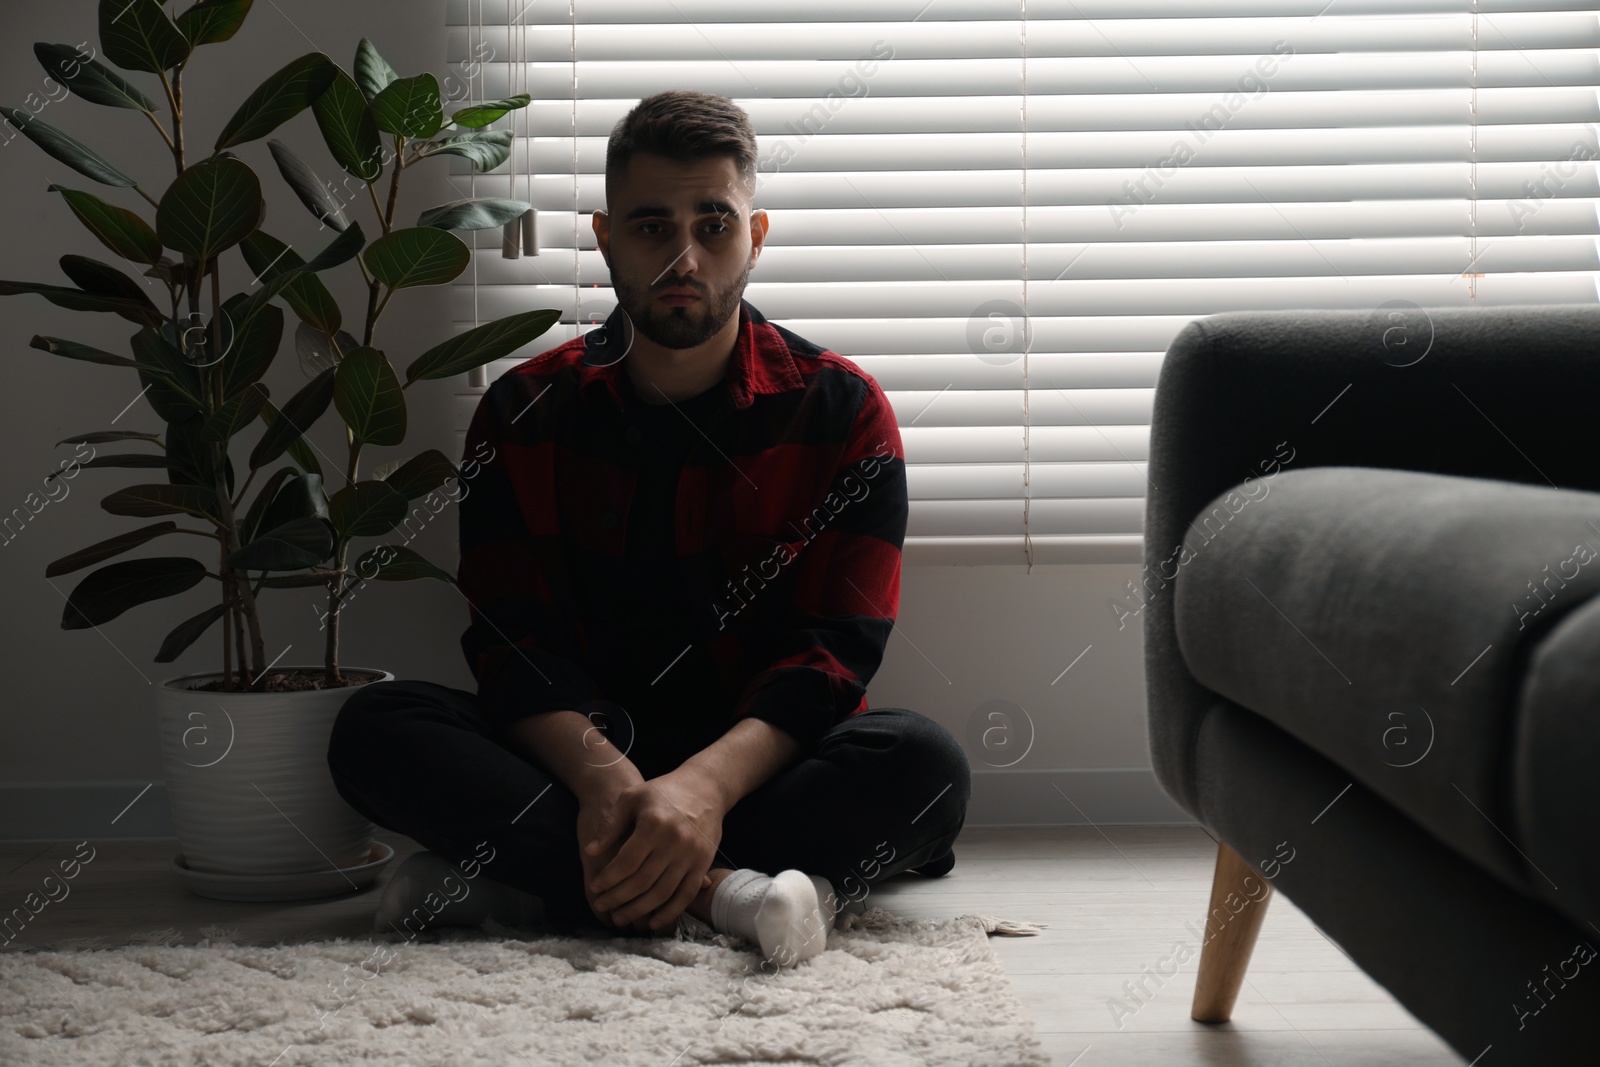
[126,927,185,947]
[197,925,241,946]
[44,935,111,952]
[960,914,1048,937]
[832,907,1045,937]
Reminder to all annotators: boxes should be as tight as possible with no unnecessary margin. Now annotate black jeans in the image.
[326,679,971,930]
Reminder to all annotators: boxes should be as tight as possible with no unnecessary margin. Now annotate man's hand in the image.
[584,767,726,932]
[576,793,656,932]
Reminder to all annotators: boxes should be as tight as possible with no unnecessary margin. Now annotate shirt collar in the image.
[577,296,802,412]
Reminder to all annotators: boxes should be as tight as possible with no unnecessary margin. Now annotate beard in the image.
[612,259,749,350]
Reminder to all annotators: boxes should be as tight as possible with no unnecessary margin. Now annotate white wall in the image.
[0,0,1180,839]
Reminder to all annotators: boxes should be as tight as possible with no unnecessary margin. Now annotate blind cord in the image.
[1021,1,1033,572]
[1469,0,1478,304]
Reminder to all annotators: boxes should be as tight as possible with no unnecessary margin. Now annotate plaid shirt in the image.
[457,296,907,753]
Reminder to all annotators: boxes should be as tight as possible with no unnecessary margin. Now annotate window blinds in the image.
[443,0,1600,565]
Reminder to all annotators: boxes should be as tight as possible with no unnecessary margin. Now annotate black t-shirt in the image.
[601,368,735,772]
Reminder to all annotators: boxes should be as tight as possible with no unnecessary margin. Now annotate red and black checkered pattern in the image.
[457,298,907,751]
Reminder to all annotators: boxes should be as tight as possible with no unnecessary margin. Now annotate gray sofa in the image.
[1143,304,1600,1063]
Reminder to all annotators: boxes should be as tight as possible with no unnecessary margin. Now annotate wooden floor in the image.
[0,825,1463,1065]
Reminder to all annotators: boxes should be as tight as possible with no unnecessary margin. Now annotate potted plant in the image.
[1,0,555,899]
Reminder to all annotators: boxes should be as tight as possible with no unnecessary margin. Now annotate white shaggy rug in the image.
[0,907,1050,1066]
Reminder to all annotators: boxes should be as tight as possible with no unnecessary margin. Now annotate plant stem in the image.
[204,255,266,689]
[361,149,405,348]
[366,182,385,234]
[234,583,248,684]
[383,137,403,232]
[143,109,175,152]
[231,465,257,511]
[363,281,380,348]
[218,537,232,685]
[164,67,184,171]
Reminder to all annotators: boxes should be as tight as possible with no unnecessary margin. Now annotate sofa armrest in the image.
[1143,304,1600,817]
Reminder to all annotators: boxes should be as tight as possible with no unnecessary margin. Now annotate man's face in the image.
[595,152,766,350]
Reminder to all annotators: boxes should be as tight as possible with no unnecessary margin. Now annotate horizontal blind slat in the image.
[445,3,1599,555]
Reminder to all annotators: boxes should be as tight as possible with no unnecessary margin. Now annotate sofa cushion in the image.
[1513,593,1600,928]
[1173,465,1600,901]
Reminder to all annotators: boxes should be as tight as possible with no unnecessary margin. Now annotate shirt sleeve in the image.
[457,377,601,732]
[728,373,908,751]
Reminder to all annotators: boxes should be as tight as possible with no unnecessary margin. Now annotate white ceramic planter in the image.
[155,665,388,879]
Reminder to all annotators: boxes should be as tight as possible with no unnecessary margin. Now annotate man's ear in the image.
[593,209,610,266]
[748,207,769,266]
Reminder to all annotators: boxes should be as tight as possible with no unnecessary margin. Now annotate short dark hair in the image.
[604,90,759,209]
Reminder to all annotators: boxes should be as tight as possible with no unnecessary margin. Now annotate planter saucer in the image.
[173,840,396,902]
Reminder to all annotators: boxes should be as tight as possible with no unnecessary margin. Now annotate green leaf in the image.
[411,129,511,171]
[362,227,468,290]
[231,219,366,336]
[46,521,179,578]
[0,107,139,187]
[50,454,169,484]
[56,430,165,447]
[154,597,238,663]
[239,466,298,543]
[249,366,335,470]
[157,155,262,263]
[47,184,161,264]
[266,138,349,231]
[298,218,367,272]
[164,413,233,497]
[98,0,192,74]
[238,230,341,334]
[353,543,455,582]
[378,448,458,501]
[62,556,207,629]
[327,480,408,539]
[130,326,205,420]
[449,93,531,130]
[372,73,442,138]
[406,309,560,383]
[228,514,333,570]
[58,254,163,326]
[142,255,184,287]
[295,322,359,377]
[313,67,383,182]
[219,294,283,402]
[204,381,268,443]
[101,483,219,521]
[249,471,328,542]
[0,280,159,324]
[33,43,159,111]
[334,346,406,446]
[353,38,399,103]
[214,51,336,150]
[286,433,323,478]
[30,335,141,369]
[174,0,254,46]
[418,197,531,232]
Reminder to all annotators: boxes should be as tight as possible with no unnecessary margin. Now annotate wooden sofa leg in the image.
[1190,841,1274,1023]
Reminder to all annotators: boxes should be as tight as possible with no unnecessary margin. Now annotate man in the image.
[328,90,970,967]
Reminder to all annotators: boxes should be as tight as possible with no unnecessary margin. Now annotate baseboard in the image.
[0,769,1192,841]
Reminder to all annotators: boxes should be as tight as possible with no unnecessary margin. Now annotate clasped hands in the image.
[577,765,727,934]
